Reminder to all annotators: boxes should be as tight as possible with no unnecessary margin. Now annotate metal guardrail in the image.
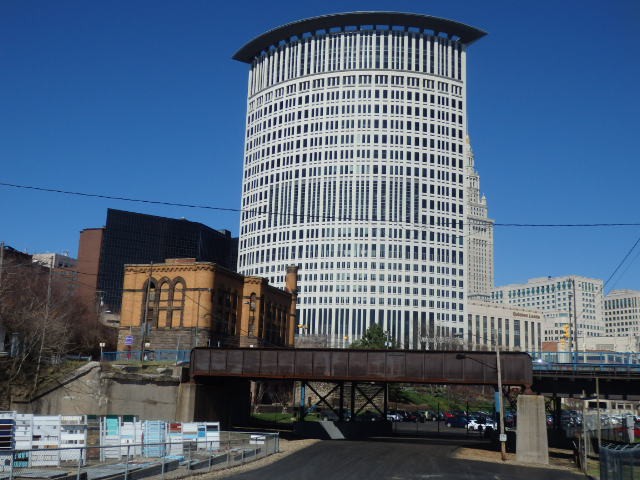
[0,431,279,480]
[101,350,191,363]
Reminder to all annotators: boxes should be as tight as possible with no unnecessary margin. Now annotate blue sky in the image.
[1,0,639,291]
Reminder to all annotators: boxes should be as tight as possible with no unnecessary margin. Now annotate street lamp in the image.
[99,342,106,362]
[143,342,151,362]
[456,350,507,461]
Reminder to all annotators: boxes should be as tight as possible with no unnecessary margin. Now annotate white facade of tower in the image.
[465,139,494,299]
[236,13,485,348]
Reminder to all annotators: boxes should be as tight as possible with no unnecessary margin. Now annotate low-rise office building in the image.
[605,289,640,337]
[492,275,605,344]
[467,300,543,352]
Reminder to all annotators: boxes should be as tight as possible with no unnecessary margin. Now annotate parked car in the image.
[405,411,421,422]
[387,410,403,422]
[419,410,438,421]
[411,411,426,423]
[467,416,496,432]
[446,415,469,428]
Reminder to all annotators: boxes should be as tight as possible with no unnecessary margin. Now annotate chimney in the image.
[285,264,299,295]
[285,265,299,346]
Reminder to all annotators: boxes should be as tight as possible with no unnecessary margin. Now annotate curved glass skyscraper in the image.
[235,12,486,348]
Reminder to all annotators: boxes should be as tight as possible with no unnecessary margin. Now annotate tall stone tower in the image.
[465,138,494,299]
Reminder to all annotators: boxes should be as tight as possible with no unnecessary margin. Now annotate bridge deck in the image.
[190,347,533,386]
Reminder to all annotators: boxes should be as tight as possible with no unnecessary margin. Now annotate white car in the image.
[467,417,496,432]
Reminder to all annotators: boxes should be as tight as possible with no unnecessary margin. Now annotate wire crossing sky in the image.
[0,0,639,289]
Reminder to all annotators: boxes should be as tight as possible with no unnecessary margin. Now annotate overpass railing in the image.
[531,351,640,366]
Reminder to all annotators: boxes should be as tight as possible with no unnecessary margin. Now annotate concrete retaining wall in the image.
[11,362,184,421]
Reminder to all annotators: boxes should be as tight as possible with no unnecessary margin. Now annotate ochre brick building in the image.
[118,259,298,353]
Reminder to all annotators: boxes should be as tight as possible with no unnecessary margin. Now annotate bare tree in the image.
[0,255,112,403]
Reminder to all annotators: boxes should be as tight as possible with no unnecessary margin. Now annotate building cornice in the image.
[234,11,486,63]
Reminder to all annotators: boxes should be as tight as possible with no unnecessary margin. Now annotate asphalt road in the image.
[223,438,583,480]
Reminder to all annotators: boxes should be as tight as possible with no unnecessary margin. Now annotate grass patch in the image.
[252,412,296,424]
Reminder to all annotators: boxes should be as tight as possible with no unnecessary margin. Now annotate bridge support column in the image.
[516,394,549,464]
[175,381,197,422]
[193,378,251,429]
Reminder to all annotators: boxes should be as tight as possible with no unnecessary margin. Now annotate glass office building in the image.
[95,209,237,313]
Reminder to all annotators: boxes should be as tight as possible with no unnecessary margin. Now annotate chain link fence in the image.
[600,443,640,480]
[572,411,638,478]
[0,431,279,480]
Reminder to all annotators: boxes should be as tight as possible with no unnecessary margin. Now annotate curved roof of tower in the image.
[233,11,486,63]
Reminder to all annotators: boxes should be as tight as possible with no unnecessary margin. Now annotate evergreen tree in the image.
[350,323,395,349]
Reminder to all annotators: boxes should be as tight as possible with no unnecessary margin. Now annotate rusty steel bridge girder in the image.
[190,347,533,387]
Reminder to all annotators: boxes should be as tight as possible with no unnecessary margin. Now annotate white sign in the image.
[499,434,507,442]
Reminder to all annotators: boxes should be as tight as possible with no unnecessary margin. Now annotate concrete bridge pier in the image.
[516,394,549,464]
[177,379,251,429]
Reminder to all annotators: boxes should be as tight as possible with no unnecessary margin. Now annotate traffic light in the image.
[563,324,570,339]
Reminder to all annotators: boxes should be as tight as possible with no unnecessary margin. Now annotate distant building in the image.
[32,252,77,270]
[574,335,639,354]
[1,244,33,265]
[467,300,543,352]
[605,289,640,337]
[465,138,494,299]
[76,209,238,318]
[492,275,605,345]
[76,228,105,317]
[32,252,78,295]
[119,259,298,351]
[0,245,34,355]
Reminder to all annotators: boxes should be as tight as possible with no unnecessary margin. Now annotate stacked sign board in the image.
[0,413,220,468]
[0,413,87,469]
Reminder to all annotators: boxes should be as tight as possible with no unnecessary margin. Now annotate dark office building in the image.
[80,209,237,314]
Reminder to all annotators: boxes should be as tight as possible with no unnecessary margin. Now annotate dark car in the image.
[356,410,381,422]
[446,415,469,428]
[412,411,427,423]
[405,411,421,423]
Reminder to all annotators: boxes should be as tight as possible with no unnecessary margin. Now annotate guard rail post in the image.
[76,448,82,480]
[124,444,130,480]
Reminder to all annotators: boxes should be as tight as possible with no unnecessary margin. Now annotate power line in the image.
[603,233,640,291]
[2,180,640,229]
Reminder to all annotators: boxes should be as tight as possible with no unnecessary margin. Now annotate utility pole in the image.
[33,257,54,392]
[496,345,507,461]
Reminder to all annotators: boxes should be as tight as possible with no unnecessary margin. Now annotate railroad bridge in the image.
[185,347,533,429]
